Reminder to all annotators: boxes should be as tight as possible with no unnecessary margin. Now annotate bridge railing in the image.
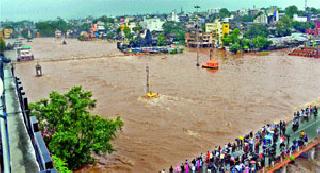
[11,64,56,173]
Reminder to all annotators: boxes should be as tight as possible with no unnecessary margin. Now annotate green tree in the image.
[55,19,69,33]
[52,155,72,173]
[157,33,166,46]
[219,8,231,19]
[36,22,55,37]
[240,15,254,22]
[241,38,251,49]
[276,15,292,37]
[229,43,241,54]
[123,26,133,40]
[306,7,320,14]
[35,19,70,37]
[30,86,123,170]
[162,21,186,43]
[252,36,272,50]
[222,28,241,46]
[80,23,90,31]
[244,24,269,39]
[106,32,115,40]
[21,29,29,39]
[285,5,298,18]
[132,25,142,33]
[0,38,5,54]
[292,21,315,32]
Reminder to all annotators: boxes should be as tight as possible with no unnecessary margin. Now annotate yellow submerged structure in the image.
[144,65,159,99]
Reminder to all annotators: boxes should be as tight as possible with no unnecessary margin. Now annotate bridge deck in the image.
[4,64,39,173]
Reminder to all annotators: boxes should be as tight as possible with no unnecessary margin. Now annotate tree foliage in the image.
[52,155,72,173]
[276,15,292,37]
[240,15,254,22]
[252,36,272,49]
[106,32,116,40]
[285,5,299,18]
[36,19,70,37]
[95,15,115,24]
[292,21,315,32]
[29,86,123,170]
[223,27,271,53]
[162,21,186,43]
[157,33,166,46]
[244,24,269,39]
[229,43,241,54]
[132,25,142,33]
[222,28,241,46]
[219,8,231,19]
[122,25,133,40]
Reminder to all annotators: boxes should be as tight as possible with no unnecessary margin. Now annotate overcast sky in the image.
[1,0,319,21]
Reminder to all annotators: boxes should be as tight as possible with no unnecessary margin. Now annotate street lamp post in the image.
[195,5,200,66]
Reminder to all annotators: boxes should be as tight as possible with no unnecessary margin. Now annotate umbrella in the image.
[239,136,244,140]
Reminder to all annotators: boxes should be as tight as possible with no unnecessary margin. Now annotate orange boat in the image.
[202,59,219,69]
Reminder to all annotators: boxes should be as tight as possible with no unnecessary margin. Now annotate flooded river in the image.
[12,39,320,172]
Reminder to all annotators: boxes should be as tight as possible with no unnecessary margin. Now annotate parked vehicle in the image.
[17,46,34,61]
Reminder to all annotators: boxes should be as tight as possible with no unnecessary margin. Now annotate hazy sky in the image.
[1,0,320,21]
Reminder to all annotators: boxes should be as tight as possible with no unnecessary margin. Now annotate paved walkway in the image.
[3,64,39,173]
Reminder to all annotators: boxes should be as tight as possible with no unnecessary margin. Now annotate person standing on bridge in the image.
[313,106,318,116]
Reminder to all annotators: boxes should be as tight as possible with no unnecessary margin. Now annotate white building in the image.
[293,14,308,22]
[254,13,268,24]
[97,21,105,31]
[171,10,180,22]
[142,18,165,32]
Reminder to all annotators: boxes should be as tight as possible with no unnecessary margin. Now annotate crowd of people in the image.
[160,106,318,173]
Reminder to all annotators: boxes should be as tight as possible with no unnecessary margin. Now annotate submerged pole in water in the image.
[196,23,200,66]
[146,64,149,94]
[194,6,200,67]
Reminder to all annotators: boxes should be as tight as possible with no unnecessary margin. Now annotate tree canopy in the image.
[276,15,292,37]
[36,19,70,37]
[122,25,133,40]
[284,5,299,18]
[219,8,231,19]
[244,24,269,39]
[29,86,123,170]
[162,21,186,43]
[157,33,166,46]
[292,21,315,32]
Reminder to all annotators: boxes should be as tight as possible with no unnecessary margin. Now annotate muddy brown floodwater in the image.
[12,38,320,173]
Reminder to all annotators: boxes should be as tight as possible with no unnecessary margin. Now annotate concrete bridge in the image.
[0,55,56,173]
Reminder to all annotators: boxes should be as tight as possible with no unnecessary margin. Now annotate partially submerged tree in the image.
[30,86,123,169]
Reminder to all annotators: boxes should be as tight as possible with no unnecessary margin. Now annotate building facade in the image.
[142,18,165,32]
[185,31,213,48]
[254,13,268,24]
[205,20,230,47]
